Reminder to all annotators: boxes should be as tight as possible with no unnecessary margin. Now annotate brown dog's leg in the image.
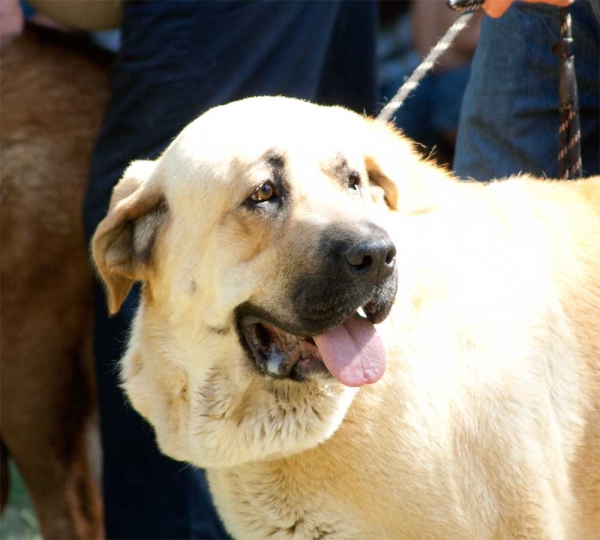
[0,334,104,539]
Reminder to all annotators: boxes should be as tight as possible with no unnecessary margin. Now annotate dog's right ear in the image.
[92,160,167,314]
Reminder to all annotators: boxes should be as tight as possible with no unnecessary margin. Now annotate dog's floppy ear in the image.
[92,160,167,314]
[364,119,447,214]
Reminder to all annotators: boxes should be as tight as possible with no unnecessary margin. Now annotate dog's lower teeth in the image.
[357,306,368,319]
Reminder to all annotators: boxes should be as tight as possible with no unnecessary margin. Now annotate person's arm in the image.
[482,0,574,18]
[26,0,122,30]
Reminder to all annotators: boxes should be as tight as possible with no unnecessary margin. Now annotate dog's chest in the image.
[207,461,394,540]
[205,442,479,540]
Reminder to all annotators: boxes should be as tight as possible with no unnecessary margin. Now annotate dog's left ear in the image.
[364,119,447,214]
[92,160,167,314]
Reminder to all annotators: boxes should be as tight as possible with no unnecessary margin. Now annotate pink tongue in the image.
[314,315,386,387]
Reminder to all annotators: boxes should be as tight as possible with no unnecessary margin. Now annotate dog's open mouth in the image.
[240,302,387,387]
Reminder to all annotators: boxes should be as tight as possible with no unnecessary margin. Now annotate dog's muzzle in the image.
[237,221,398,388]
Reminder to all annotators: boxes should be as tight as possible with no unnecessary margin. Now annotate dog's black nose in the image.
[344,237,396,284]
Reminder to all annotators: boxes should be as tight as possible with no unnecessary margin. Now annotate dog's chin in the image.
[236,290,394,386]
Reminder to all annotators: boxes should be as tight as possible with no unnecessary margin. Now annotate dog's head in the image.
[92,97,436,467]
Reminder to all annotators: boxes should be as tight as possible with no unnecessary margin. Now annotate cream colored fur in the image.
[92,97,600,540]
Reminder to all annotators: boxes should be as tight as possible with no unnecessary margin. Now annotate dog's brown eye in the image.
[348,172,361,191]
[251,181,275,202]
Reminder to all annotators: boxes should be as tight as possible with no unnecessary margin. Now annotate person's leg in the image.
[84,1,377,538]
[454,2,599,180]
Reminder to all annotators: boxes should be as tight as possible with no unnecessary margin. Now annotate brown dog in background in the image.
[1,26,108,538]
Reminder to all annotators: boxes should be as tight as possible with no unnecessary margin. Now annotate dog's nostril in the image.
[345,244,373,268]
[349,254,373,271]
[385,246,396,265]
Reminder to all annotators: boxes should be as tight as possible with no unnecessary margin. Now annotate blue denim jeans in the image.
[83,1,377,538]
[454,1,599,180]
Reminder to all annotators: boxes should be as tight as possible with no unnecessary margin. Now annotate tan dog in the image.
[92,97,600,540]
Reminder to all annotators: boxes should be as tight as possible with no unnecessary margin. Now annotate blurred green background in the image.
[0,462,40,540]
